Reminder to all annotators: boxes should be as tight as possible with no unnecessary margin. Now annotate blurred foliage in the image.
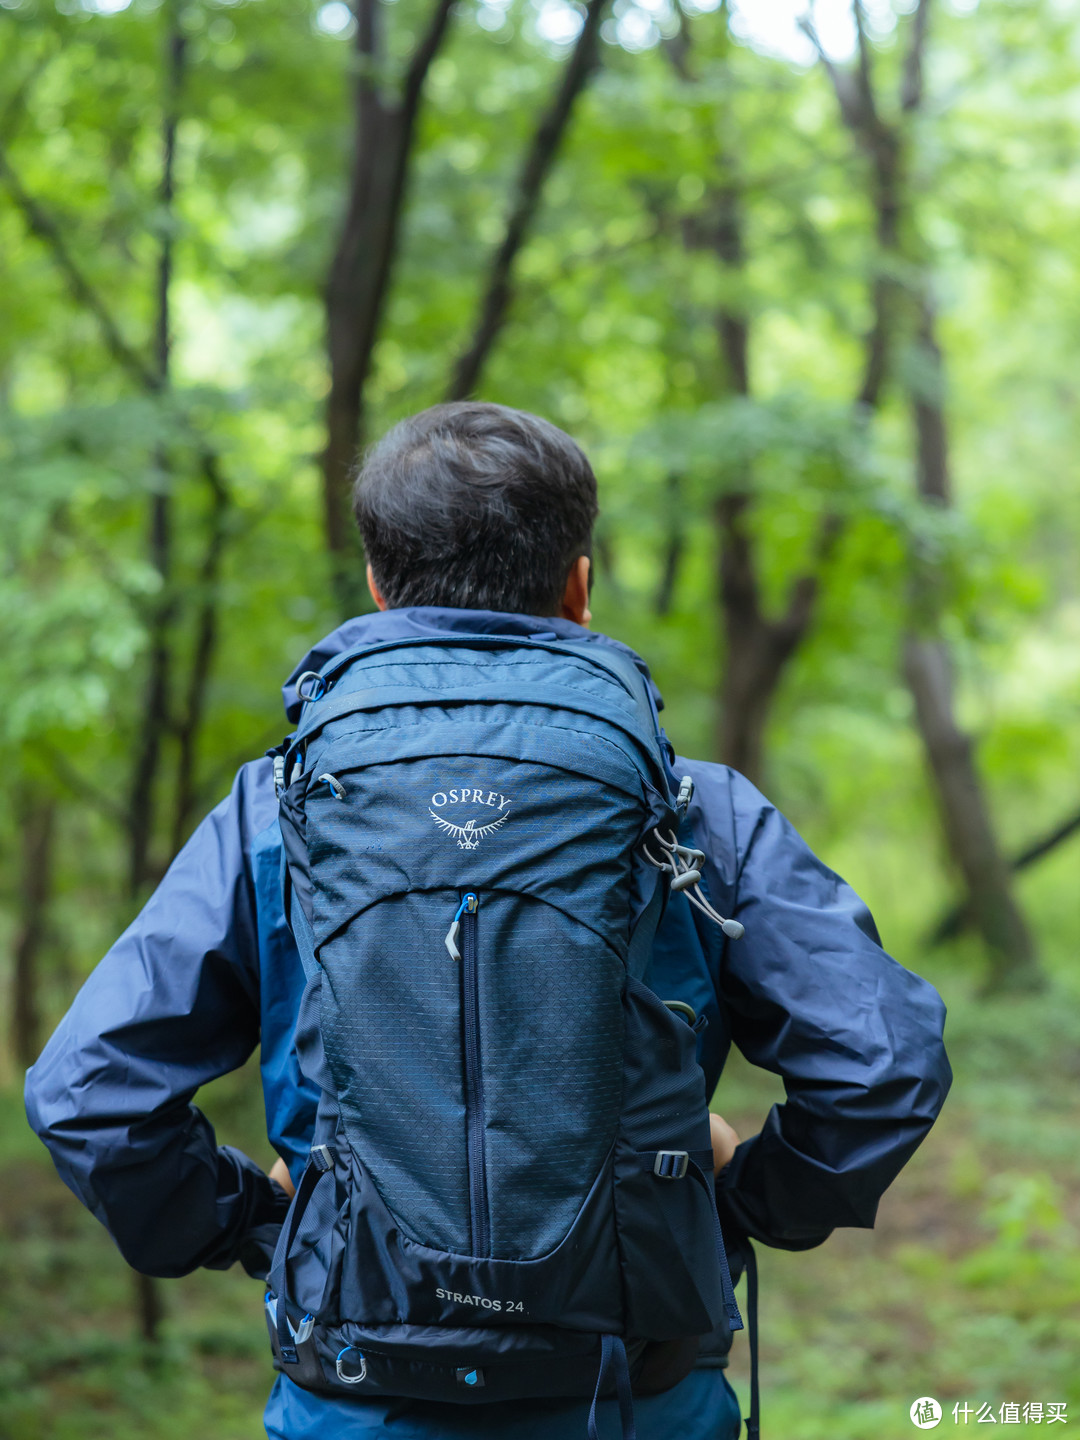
[717,989,1080,1435]
[1,0,1079,1432]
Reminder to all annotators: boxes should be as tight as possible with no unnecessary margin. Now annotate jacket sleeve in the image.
[681,759,952,1250]
[24,760,289,1279]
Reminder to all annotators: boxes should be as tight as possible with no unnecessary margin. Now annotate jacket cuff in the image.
[203,1147,292,1277]
[715,1137,833,1253]
[238,1175,292,1280]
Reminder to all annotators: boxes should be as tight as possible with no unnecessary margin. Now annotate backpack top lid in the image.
[295,629,667,772]
[281,607,667,727]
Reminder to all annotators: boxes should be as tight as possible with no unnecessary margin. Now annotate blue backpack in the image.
[266,633,743,1437]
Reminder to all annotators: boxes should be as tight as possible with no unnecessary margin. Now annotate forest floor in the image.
[2,984,1079,1440]
[719,985,1080,1437]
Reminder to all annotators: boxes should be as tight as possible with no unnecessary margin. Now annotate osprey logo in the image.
[429,788,511,850]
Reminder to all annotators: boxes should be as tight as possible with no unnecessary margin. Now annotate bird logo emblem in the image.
[429,806,511,850]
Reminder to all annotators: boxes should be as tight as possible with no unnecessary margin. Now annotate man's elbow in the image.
[901,987,953,1132]
[877,970,952,1137]
[24,1056,79,1170]
[917,1034,953,1126]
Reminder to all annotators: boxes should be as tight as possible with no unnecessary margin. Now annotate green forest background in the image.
[1,0,1079,1434]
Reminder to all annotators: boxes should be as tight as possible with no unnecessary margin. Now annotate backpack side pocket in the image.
[613,977,727,1339]
[267,1145,348,1377]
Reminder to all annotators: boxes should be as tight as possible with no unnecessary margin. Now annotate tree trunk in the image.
[929,804,1080,944]
[713,491,831,787]
[323,0,454,617]
[902,298,1037,988]
[706,181,761,777]
[446,0,608,401]
[704,184,836,783]
[654,473,685,617]
[323,60,400,612]
[10,796,55,1071]
[128,475,173,897]
[714,490,766,786]
[659,16,841,785]
[171,453,231,852]
[134,1270,165,1347]
[128,1,189,1343]
[903,636,1039,987]
[809,0,1038,987]
[716,614,785,785]
[128,7,185,899]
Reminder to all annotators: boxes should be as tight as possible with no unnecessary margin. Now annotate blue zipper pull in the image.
[444,893,478,961]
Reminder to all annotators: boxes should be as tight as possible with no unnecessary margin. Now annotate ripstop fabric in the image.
[266,630,734,1408]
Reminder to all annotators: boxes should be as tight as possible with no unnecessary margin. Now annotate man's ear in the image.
[367,563,389,612]
[559,555,591,628]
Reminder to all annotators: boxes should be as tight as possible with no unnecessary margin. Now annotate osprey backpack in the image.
[265,632,743,1437]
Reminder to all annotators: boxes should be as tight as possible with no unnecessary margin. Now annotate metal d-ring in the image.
[663,1000,698,1026]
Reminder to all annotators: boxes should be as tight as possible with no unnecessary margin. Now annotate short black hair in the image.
[353,402,598,616]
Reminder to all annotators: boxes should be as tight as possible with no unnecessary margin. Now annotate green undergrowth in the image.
[3,984,1080,1439]
[717,984,1080,1437]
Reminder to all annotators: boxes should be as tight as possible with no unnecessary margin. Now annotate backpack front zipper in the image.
[458,893,490,1257]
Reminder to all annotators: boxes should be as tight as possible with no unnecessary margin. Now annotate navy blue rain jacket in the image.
[25,608,951,1431]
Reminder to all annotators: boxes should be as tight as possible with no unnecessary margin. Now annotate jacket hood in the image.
[281,607,663,725]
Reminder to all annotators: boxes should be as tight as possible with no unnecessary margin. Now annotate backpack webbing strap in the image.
[587,1334,636,1440]
[743,1241,760,1440]
[292,681,668,796]
[307,632,656,739]
[687,1156,743,1331]
[287,884,320,984]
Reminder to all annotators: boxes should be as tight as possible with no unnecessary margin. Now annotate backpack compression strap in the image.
[587,1335,636,1440]
[744,1242,760,1440]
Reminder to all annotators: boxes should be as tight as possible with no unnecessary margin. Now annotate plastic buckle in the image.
[311,1144,335,1172]
[653,1150,689,1180]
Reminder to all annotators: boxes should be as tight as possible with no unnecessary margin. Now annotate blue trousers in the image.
[265,1368,742,1439]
